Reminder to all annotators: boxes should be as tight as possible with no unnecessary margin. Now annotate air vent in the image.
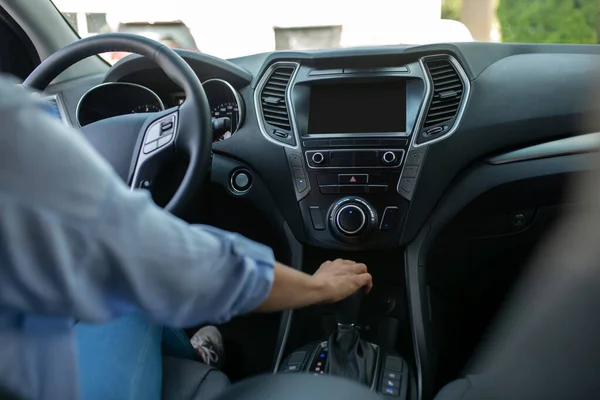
[260,66,295,131]
[422,59,464,131]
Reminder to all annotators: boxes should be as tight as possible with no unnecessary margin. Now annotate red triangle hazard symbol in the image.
[349,176,357,183]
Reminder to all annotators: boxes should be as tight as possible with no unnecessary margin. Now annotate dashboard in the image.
[46,43,600,251]
[43,42,600,400]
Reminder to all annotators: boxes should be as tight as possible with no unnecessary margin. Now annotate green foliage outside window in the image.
[497,0,600,44]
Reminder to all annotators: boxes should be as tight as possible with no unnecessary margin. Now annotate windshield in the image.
[52,0,599,63]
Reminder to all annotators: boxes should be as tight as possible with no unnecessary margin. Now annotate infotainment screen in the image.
[307,81,406,134]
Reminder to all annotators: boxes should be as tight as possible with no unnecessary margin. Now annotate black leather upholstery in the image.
[161,357,229,400]
[325,326,377,387]
[433,377,473,400]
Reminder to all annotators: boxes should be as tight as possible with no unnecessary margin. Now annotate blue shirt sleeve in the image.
[0,76,275,327]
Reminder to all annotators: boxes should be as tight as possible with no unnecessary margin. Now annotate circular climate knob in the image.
[329,197,377,241]
[336,205,366,235]
[382,151,397,165]
[312,152,325,164]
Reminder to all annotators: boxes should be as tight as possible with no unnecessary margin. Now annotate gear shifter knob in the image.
[335,290,364,326]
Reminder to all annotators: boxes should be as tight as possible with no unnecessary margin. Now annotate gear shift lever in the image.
[335,289,363,327]
[325,289,376,386]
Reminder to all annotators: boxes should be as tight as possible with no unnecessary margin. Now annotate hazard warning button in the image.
[338,174,368,184]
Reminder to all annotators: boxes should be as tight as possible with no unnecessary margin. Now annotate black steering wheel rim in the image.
[24,33,213,217]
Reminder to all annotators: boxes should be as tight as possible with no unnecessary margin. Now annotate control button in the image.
[161,121,173,131]
[385,356,404,372]
[143,141,158,154]
[288,351,307,364]
[293,168,305,179]
[319,185,339,194]
[425,126,444,136]
[145,124,162,144]
[382,151,397,165]
[273,130,289,138]
[295,178,308,193]
[383,378,401,389]
[336,205,366,235]
[368,185,388,194]
[231,170,252,192]
[381,384,399,396]
[317,174,337,185]
[312,152,325,164]
[370,174,388,184]
[406,152,424,166]
[339,174,368,184]
[383,369,401,380]
[340,185,367,194]
[157,134,173,148]
[309,206,326,231]
[283,364,301,372]
[399,178,415,194]
[403,166,418,178]
[289,154,302,167]
[380,206,399,231]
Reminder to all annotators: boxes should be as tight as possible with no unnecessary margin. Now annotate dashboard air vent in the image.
[422,59,464,131]
[260,66,295,131]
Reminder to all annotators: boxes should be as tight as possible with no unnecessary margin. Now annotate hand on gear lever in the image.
[326,289,376,387]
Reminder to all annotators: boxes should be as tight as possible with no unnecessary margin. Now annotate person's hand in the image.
[312,259,373,303]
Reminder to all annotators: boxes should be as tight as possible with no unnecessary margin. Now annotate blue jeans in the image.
[75,315,198,400]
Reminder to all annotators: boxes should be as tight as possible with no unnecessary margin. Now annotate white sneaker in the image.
[190,325,224,367]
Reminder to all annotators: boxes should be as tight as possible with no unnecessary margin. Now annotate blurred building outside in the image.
[52,0,483,63]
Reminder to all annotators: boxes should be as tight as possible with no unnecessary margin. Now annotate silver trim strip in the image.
[487,132,600,165]
[203,78,245,134]
[76,82,165,127]
[44,94,71,127]
[411,55,471,148]
[272,309,294,372]
[254,61,301,149]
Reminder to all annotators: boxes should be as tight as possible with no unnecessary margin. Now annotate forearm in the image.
[255,262,328,312]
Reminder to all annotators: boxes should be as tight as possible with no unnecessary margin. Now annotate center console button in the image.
[340,185,367,194]
[295,178,308,193]
[309,206,326,231]
[319,185,339,194]
[382,151,397,165]
[339,174,368,184]
[317,174,337,185]
[384,356,404,372]
[383,369,401,380]
[368,185,388,194]
[399,178,415,194]
[312,152,325,164]
[380,206,400,231]
[402,166,418,178]
[336,205,366,235]
[406,152,424,166]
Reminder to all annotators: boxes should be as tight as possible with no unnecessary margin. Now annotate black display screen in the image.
[307,81,406,134]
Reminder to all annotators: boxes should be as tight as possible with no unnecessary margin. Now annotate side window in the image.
[273,25,342,50]
[0,8,39,79]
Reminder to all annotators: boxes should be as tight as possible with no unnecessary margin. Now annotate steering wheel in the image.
[23,33,212,217]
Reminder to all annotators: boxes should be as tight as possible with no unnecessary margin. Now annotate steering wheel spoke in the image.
[130,111,179,190]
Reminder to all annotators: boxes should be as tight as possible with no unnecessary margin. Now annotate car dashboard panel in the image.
[45,43,600,251]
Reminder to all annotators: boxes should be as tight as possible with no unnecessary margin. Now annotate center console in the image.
[277,291,410,398]
[254,57,457,249]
